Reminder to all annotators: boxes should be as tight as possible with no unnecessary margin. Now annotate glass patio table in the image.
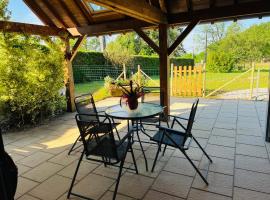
[105,102,164,171]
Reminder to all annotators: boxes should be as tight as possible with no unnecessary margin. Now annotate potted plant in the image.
[118,80,143,110]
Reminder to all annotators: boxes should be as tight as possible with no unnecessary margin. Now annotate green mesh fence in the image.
[73,65,160,83]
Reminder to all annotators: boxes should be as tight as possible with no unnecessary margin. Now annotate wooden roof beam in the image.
[67,19,152,36]
[134,28,160,54]
[168,20,199,55]
[0,21,68,37]
[87,0,167,24]
[69,35,87,62]
[23,0,54,26]
[169,1,270,24]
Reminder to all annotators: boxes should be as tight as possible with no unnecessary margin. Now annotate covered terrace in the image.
[1,0,270,200]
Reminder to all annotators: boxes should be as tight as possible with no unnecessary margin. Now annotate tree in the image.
[0,0,10,20]
[104,40,134,67]
[106,27,186,57]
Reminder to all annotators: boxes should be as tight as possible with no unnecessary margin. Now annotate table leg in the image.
[135,120,148,171]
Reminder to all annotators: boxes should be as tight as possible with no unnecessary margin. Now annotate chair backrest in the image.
[141,87,160,104]
[186,98,199,136]
[74,93,99,122]
[75,114,119,161]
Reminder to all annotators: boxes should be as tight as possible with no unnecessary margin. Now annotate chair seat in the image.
[141,117,159,124]
[150,130,185,148]
[86,135,128,161]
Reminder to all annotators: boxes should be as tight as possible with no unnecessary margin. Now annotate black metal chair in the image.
[67,114,138,200]
[68,93,120,155]
[150,99,212,185]
[139,87,169,133]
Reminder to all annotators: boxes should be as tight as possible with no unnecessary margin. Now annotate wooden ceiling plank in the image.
[210,0,216,8]
[159,0,167,13]
[0,20,67,37]
[23,0,55,26]
[87,0,167,24]
[186,0,192,12]
[134,28,160,54]
[42,0,68,28]
[168,19,199,55]
[74,0,94,24]
[169,1,270,24]
[59,0,81,27]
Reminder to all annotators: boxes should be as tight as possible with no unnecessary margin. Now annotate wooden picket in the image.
[172,65,203,97]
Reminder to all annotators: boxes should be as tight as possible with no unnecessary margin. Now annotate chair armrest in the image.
[168,115,189,121]
[156,125,186,136]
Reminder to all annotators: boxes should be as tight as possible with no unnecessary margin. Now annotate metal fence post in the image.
[255,67,261,100]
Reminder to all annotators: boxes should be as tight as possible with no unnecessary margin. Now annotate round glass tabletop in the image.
[105,103,163,120]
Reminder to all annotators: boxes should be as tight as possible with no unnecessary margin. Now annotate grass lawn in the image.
[75,69,269,100]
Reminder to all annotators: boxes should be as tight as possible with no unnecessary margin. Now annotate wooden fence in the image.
[171,65,203,97]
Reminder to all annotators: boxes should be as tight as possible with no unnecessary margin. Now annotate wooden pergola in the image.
[1,0,270,140]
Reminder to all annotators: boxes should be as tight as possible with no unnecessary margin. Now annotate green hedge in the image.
[73,51,194,68]
[72,52,194,82]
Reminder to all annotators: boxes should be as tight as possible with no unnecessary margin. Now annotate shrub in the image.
[207,51,237,72]
[0,34,65,127]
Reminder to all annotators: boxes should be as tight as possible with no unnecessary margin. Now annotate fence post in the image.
[123,64,126,80]
[202,63,206,97]
[255,67,261,100]
[137,65,141,86]
[250,63,255,100]
[170,63,173,96]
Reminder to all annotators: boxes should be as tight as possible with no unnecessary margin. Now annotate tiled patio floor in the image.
[3,97,270,200]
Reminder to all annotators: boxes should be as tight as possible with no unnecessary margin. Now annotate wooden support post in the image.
[65,39,76,112]
[159,24,169,116]
[123,64,126,80]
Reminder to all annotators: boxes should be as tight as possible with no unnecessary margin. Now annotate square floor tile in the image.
[58,160,98,180]
[113,172,154,199]
[144,190,184,200]
[236,143,268,158]
[16,177,39,198]
[172,147,203,161]
[22,162,63,182]
[17,194,40,200]
[208,136,235,147]
[19,151,54,168]
[164,157,199,177]
[235,155,270,174]
[200,156,234,175]
[233,187,270,200]
[49,151,78,166]
[152,171,193,198]
[192,171,233,197]
[234,169,270,194]
[188,188,232,200]
[29,175,71,200]
[100,191,134,200]
[206,144,235,160]
[236,135,265,146]
[212,128,236,138]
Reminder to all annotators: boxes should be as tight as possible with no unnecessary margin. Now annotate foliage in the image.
[73,51,107,65]
[105,28,186,57]
[104,40,134,66]
[0,34,65,126]
[206,22,270,72]
[0,0,10,20]
[131,72,147,86]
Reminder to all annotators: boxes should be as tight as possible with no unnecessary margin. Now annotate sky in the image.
[7,0,270,53]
